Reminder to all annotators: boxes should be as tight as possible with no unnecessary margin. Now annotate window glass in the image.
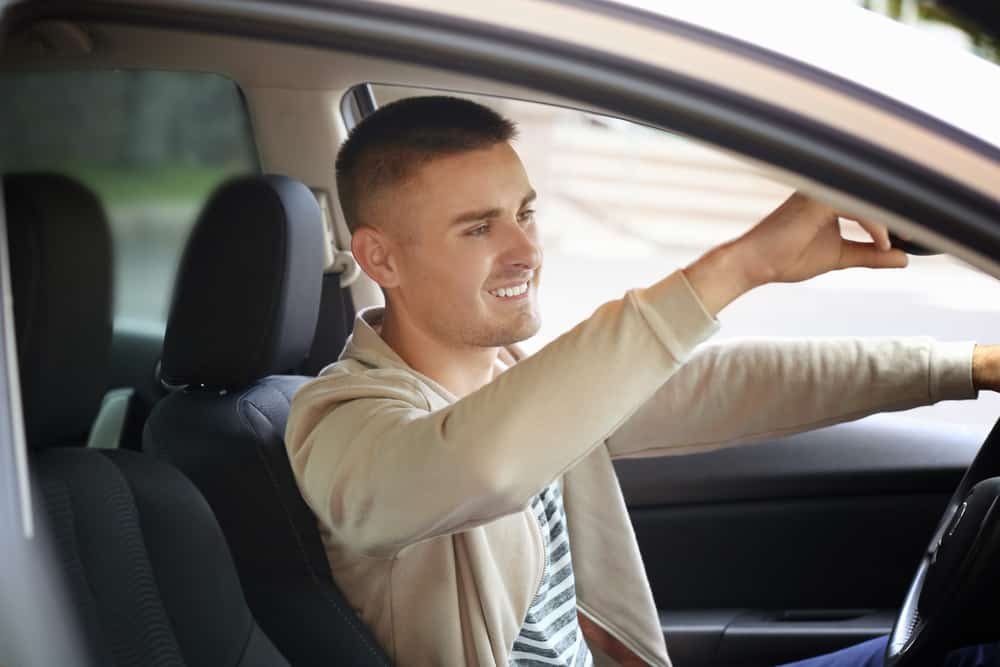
[0,70,259,332]
[369,85,1000,431]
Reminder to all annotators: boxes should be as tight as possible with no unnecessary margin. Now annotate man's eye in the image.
[468,224,490,236]
[518,209,536,223]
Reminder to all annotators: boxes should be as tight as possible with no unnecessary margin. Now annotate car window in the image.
[0,70,259,334]
[368,84,1000,432]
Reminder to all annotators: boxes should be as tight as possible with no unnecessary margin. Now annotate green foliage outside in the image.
[0,70,257,207]
[860,0,1000,63]
[0,70,259,324]
[58,162,242,207]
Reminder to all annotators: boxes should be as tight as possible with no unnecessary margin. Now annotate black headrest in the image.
[160,175,324,390]
[4,173,113,448]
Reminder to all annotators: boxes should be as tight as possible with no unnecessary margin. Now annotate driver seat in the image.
[144,174,392,666]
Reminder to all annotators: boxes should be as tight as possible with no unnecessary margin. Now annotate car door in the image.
[622,419,985,666]
[361,72,1000,666]
[3,2,1000,666]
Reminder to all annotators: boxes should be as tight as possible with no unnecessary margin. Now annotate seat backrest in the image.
[145,174,392,666]
[6,173,113,449]
[32,447,289,667]
[5,172,289,667]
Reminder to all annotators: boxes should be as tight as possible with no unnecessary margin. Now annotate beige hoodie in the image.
[285,269,976,666]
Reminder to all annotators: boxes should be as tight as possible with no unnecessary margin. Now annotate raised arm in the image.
[287,192,912,556]
[287,271,717,557]
[607,336,978,459]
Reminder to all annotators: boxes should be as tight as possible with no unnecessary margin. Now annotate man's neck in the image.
[379,307,499,398]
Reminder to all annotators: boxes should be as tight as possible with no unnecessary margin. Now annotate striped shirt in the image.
[509,482,593,667]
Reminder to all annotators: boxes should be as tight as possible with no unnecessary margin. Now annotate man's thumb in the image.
[839,241,909,269]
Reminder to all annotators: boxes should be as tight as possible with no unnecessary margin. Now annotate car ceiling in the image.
[0,20,591,113]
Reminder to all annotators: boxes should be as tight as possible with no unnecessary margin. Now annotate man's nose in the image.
[501,220,542,270]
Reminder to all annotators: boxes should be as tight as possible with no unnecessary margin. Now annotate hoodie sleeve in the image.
[285,269,719,557]
[606,335,977,459]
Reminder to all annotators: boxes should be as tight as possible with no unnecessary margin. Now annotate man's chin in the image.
[499,314,542,346]
[472,313,541,348]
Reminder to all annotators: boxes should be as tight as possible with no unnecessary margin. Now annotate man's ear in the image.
[351,226,401,289]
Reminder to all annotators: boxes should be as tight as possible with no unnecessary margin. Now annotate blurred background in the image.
[0,70,256,331]
[2,0,998,430]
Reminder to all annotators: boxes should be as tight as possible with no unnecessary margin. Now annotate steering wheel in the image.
[885,417,1000,666]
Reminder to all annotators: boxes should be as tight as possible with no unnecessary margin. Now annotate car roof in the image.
[608,0,1000,149]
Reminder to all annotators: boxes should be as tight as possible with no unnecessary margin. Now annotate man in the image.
[286,96,1000,666]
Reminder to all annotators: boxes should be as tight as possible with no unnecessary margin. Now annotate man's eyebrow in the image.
[452,206,501,225]
[451,189,538,226]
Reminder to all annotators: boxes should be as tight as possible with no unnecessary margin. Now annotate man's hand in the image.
[973,345,1000,392]
[735,192,909,285]
[683,192,908,315]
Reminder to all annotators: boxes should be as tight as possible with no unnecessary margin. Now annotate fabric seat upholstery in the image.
[5,172,289,667]
[33,448,286,667]
[6,173,113,449]
[145,174,392,666]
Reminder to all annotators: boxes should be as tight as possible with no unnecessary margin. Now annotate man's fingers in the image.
[851,217,892,251]
[839,240,908,269]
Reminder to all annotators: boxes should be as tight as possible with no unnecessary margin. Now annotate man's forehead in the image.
[372,142,533,232]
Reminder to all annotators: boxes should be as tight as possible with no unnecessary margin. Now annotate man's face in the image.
[383,141,542,349]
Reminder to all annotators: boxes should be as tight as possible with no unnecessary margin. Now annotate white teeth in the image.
[490,282,529,298]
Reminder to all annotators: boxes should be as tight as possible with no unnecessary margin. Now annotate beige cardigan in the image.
[285,269,976,666]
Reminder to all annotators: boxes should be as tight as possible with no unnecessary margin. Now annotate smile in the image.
[488,282,529,298]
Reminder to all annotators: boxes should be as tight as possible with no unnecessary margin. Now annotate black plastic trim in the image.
[661,609,895,667]
[232,79,265,172]
[616,413,978,507]
[635,493,951,611]
[354,82,376,118]
[339,83,377,129]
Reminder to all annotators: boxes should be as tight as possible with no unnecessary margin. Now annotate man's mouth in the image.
[487,282,529,299]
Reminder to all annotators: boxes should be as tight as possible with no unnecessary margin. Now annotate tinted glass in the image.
[0,70,259,331]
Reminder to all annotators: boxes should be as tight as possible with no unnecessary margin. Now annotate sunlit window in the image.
[370,84,1000,432]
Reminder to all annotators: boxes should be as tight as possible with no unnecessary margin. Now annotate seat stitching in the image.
[235,388,265,440]
[53,475,106,628]
[100,452,189,666]
[231,607,264,667]
[144,412,282,665]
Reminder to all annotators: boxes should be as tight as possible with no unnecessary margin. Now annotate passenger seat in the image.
[5,172,289,666]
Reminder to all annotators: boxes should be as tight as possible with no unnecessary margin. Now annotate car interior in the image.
[2,8,999,667]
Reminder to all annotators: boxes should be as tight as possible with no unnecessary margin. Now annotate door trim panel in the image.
[616,413,977,507]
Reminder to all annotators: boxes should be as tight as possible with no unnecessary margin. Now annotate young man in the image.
[286,96,1000,667]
